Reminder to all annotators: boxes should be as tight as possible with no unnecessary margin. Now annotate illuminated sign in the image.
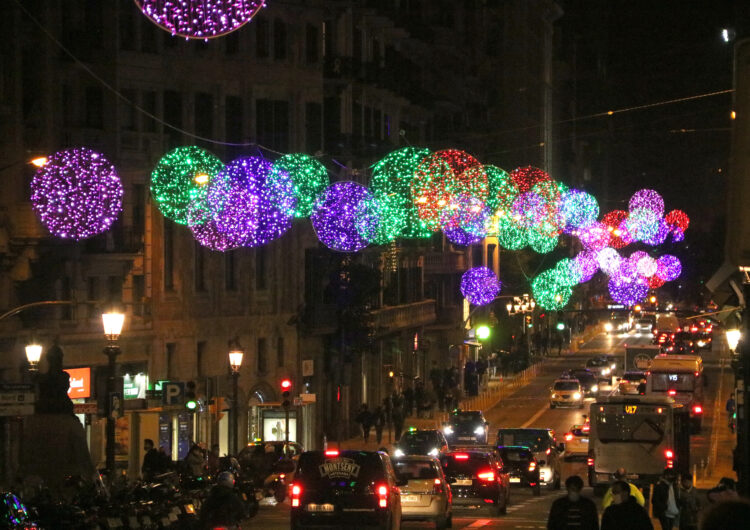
[624,405,638,414]
[123,373,148,400]
[64,367,91,399]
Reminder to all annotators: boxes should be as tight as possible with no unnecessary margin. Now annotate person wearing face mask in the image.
[547,475,599,530]
[601,480,653,530]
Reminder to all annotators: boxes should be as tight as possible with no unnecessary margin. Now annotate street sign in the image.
[73,403,98,414]
[0,392,35,404]
[302,359,314,377]
[0,404,34,416]
[162,382,185,406]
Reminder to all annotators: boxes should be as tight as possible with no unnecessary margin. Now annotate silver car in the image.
[394,455,452,529]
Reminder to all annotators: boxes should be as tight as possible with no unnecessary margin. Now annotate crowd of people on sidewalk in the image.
[548,467,749,530]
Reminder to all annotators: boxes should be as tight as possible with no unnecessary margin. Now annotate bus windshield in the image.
[595,410,666,444]
[651,373,695,392]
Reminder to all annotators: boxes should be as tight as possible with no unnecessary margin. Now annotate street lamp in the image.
[727,328,741,354]
[507,294,536,356]
[228,348,243,455]
[25,343,43,372]
[101,310,124,477]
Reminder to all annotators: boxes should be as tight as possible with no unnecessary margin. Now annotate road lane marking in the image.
[467,519,492,527]
[520,401,551,428]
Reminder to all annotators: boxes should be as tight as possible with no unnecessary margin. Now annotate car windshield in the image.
[651,373,695,392]
[571,428,587,436]
[400,432,438,445]
[453,413,482,424]
[296,452,385,490]
[570,371,595,383]
[554,381,580,391]
[394,460,439,480]
[622,373,646,382]
[497,448,532,462]
[496,430,547,452]
[441,453,491,476]
[586,358,607,367]
[594,411,666,444]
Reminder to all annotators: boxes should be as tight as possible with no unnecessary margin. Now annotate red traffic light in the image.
[280,379,292,390]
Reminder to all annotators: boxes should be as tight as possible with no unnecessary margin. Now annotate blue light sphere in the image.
[311,182,379,252]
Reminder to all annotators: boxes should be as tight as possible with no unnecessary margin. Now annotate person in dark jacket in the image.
[142,438,166,481]
[547,475,599,530]
[678,472,700,530]
[372,406,386,445]
[601,480,653,530]
[652,468,680,529]
[199,471,246,529]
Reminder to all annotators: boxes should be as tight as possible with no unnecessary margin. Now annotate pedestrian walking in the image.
[652,468,680,530]
[601,480,653,530]
[726,394,736,432]
[547,475,599,530]
[602,468,645,509]
[678,472,700,530]
[373,405,386,445]
[403,385,415,417]
[392,402,404,441]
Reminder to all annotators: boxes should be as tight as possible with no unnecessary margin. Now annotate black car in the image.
[290,449,405,530]
[585,356,616,378]
[394,429,449,458]
[439,450,510,516]
[442,410,489,444]
[565,369,599,396]
[495,446,541,496]
[496,428,562,489]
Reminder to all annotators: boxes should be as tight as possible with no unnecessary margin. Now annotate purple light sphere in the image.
[629,189,665,217]
[656,255,682,281]
[311,182,379,252]
[573,251,599,283]
[609,277,649,307]
[460,266,501,306]
[579,222,611,252]
[30,147,123,240]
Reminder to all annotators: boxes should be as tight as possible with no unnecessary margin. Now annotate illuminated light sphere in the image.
[274,154,330,218]
[602,210,630,249]
[206,156,296,247]
[597,247,622,276]
[151,146,224,225]
[484,165,518,216]
[636,255,658,277]
[648,275,666,289]
[134,0,265,40]
[529,228,559,254]
[656,254,682,282]
[609,277,649,307]
[625,207,660,242]
[615,258,639,283]
[554,258,583,287]
[511,192,549,230]
[311,182,379,252]
[411,149,483,231]
[629,189,665,217]
[187,204,243,252]
[531,269,573,311]
[665,209,689,233]
[560,189,599,230]
[579,222,611,252]
[509,166,552,194]
[671,228,686,242]
[367,193,407,245]
[440,194,490,246]
[30,147,123,240]
[573,251,599,283]
[642,218,670,246]
[496,215,528,250]
[370,147,432,238]
[460,267,501,306]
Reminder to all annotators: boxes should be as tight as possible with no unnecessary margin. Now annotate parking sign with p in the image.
[162,382,185,406]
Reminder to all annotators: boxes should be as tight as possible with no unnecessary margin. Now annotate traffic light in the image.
[185,380,197,411]
[476,325,491,340]
[556,322,565,331]
[281,378,292,408]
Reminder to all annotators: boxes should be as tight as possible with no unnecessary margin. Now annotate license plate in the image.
[307,503,335,512]
[402,495,419,503]
[582,438,589,443]
[458,436,473,441]
[454,479,472,486]
[510,477,521,483]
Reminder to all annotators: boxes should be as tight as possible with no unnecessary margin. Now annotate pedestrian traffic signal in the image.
[185,380,197,411]
[281,378,292,408]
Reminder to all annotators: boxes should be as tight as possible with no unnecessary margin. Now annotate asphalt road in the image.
[248,329,729,529]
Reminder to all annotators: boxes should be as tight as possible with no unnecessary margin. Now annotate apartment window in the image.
[256,17,269,58]
[195,92,214,150]
[225,251,236,291]
[255,247,267,290]
[163,90,183,148]
[273,19,287,60]
[323,96,341,150]
[133,184,145,238]
[121,89,137,131]
[374,110,382,140]
[196,341,207,377]
[108,276,123,303]
[166,343,176,379]
[87,276,98,317]
[276,337,284,368]
[305,24,319,63]
[256,99,289,152]
[194,241,206,292]
[85,87,104,129]
[472,246,483,268]
[486,244,496,269]
[305,102,322,153]
[119,3,136,50]
[164,218,175,291]
[257,338,267,374]
[133,274,145,316]
[352,102,362,137]
[142,91,157,132]
[225,95,243,160]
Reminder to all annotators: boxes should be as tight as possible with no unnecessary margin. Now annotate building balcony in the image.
[83,227,144,256]
[371,299,436,335]
[424,251,466,275]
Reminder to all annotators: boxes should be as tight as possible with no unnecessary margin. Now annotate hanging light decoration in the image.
[484,165,518,217]
[439,194,490,246]
[629,188,665,217]
[602,210,630,249]
[509,166,552,194]
[656,254,682,281]
[311,182,379,252]
[531,269,573,310]
[625,207,661,242]
[187,203,244,251]
[560,189,599,231]
[460,267,501,306]
[642,218,670,246]
[274,153,329,218]
[134,0,266,40]
[578,222,611,252]
[597,247,622,276]
[573,251,599,283]
[150,146,224,225]
[30,147,123,240]
[665,209,690,242]
[635,254,658,277]
[608,276,649,307]
[496,214,529,250]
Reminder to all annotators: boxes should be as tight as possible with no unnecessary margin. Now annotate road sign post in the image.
[162,382,185,406]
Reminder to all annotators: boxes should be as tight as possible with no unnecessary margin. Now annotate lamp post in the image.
[506,294,536,356]
[228,348,243,455]
[102,311,124,477]
[25,343,43,372]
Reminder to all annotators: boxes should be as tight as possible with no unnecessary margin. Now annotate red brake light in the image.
[665,449,674,459]
[565,433,573,442]
[325,450,339,457]
[528,462,537,472]
[377,484,388,508]
[453,453,469,460]
[587,457,594,466]
[546,447,551,455]
[582,424,590,432]
[668,390,677,396]
[477,470,496,482]
[291,484,302,507]
[432,478,443,494]
[693,405,703,414]
[694,371,700,377]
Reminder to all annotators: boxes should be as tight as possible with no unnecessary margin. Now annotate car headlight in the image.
[394,448,405,457]
[591,385,598,393]
[551,393,557,398]
[443,426,453,435]
[697,340,705,347]
[604,323,613,331]
[611,363,617,370]
[428,448,439,457]
[573,392,582,400]
[474,426,485,435]
[603,368,610,376]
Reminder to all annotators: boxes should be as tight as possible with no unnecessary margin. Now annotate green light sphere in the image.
[484,165,518,216]
[150,146,224,225]
[274,153,330,218]
[532,269,573,310]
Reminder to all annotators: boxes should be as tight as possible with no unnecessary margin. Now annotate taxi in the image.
[549,378,584,409]
[563,424,590,459]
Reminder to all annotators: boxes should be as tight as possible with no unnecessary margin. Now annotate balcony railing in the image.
[371,299,436,333]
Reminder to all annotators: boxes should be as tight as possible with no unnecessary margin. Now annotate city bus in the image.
[646,354,704,431]
[587,395,690,494]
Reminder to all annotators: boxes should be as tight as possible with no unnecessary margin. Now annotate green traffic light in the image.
[476,325,491,340]
[186,400,197,410]
[556,322,565,331]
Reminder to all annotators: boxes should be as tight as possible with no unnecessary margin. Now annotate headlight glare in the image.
[428,448,439,456]
[474,426,485,435]
[394,448,405,457]
[573,392,582,400]
[443,426,453,435]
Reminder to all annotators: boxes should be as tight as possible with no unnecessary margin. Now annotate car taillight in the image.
[528,462,537,472]
[279,474,285,480]
[546,447,551,455]
[291,484,302,507]
[587,450,595,467]
[582,425,590,433]
[668,390,677,396]
[665,448,674,468]
[453,453,469,460]
[693,405,703,414]
[325,449,339,457]
[433,478,443,494]
[477,470,496,482]
[565,433,573,442]
[377,484,388,508]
